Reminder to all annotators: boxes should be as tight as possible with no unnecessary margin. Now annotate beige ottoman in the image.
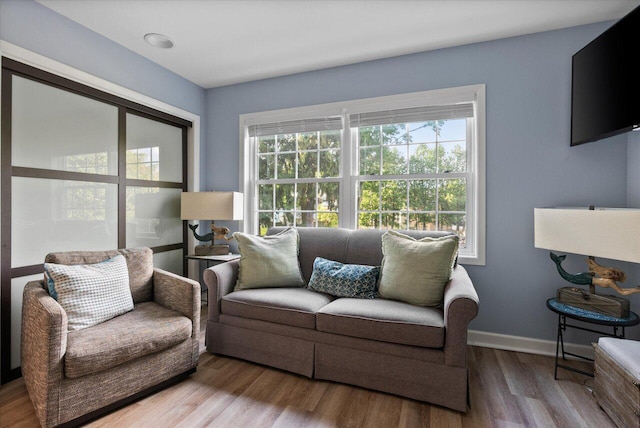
[595,337,640,428]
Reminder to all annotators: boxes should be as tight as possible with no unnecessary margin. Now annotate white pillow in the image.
[44,255,134,331]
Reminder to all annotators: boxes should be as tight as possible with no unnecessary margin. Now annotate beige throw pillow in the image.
[234,228,305,290]
[378,230,459,307]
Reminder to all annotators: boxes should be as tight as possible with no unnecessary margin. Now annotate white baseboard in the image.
[468,330,595,360]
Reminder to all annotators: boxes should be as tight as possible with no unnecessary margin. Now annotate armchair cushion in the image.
[64,302,192,378]
[44,255,133,331]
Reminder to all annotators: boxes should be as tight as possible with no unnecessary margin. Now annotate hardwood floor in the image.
[0,304,616,428]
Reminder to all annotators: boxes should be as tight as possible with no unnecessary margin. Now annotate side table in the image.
[185,254,240,304]
[546,298,639,379]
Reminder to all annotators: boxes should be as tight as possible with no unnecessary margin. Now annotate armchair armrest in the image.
[21,281,68,427]
[203,259,239,322]
[443,265,479,367]
[153,268,201,338]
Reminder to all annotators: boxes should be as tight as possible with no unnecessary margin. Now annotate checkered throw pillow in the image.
[44,255,134,331]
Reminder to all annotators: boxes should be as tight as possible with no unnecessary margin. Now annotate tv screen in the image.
[571,6,640,146]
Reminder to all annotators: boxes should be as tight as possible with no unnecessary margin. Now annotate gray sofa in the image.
[204,227,479,412]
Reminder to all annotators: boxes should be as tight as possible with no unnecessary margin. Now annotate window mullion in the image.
[463,118,475,256]
[271,182,276,230]
[341,110,353,229]
[294,132,299,220]
[378,125,383,175]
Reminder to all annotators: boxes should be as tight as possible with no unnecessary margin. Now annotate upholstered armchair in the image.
[21,247,200,428]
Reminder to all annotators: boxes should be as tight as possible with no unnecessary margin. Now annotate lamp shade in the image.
[181,192,243,221]
[534,207,640,263]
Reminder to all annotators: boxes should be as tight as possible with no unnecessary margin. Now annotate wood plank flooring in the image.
[0,304,616,428]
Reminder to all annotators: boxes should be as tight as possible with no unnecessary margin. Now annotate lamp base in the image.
[557,286,630,318]
[194,244,230,256]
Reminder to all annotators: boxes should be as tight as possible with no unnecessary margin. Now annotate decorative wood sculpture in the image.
[188,223,234,243]
[550,252,640,296]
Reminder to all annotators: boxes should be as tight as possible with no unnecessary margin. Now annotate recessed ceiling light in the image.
[144,33,174,49]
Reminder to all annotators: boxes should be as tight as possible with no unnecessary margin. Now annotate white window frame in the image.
[240,84,485,265]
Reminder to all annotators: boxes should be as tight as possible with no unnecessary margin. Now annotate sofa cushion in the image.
[65,301,192,379]
[221,288,333,329]
[307,257,379,299]
[44,255,134,331]
[234,228,305,290]
[316,298,445,348]
[378,230,458,307]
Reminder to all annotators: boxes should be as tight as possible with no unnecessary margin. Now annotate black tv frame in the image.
[570,5,640,146]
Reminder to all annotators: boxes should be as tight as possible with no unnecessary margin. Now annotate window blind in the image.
[248,116,343,137]
[349,103,474,127]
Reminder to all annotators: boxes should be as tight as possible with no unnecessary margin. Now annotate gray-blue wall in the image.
[628,132,640,209]
[205,21,635,342]
[0,0,206,129]
[2,0,637,344]
[627,133,640,293]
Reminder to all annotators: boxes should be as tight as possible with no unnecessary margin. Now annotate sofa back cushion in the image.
[268,227,452,283]
[268,227,351,283]
[45,247,153,303]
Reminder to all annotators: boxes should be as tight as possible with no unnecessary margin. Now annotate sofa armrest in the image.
[153,268,201,337]
[21,281,68,427]
[443,265,479,367]
[203,259,239,322]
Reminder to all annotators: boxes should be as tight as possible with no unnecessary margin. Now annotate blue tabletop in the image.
[547,298,640,326]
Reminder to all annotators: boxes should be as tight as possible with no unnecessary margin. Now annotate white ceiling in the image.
[38,0,640,89]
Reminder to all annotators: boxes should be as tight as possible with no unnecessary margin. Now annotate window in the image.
[241,85,485,265]
[250,119,342,235]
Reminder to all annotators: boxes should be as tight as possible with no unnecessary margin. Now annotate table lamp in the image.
[534,206,640,317]
[181,191,243,255]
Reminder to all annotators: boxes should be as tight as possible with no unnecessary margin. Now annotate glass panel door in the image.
[12,177,118,267]
[1,60,189,383]
[12,76,118,175]
[126,113,183,182]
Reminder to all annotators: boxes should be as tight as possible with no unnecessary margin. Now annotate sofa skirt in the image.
[314,342,468,412]
[207,318,468,412]
[207,321,315,378]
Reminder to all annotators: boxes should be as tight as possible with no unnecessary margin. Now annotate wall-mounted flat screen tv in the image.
[571,5,640,146]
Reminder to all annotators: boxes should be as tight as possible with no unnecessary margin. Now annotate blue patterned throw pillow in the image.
[307,257,380,299]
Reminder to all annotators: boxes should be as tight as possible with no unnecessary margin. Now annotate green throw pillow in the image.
[234,228,305,290]
[378,230,459,307]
